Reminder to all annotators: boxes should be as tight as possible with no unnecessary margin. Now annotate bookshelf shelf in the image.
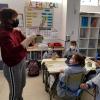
[79,49,87,56]
[79,13,100,57]
[79,39,89,48]
[87,49,97,57]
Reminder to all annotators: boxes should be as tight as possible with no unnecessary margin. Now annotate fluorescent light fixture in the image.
[31,0,62,3]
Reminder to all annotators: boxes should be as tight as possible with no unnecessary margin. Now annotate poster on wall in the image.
[0,4,8,9]
[25,1,55,30]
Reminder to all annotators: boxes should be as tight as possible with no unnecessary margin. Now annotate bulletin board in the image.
[25,5,54,30]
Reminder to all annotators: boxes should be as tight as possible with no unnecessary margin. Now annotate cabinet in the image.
[79,13,100,57]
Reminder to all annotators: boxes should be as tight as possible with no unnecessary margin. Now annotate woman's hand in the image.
[21,35,36,49]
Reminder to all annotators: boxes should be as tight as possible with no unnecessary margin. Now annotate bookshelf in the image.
[79,13,100,57]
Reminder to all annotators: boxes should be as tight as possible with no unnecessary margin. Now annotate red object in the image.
[48,42,62,48]
[0,28,27,67]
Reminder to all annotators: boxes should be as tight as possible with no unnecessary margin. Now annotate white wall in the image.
[80,5,100,13]
[60,0,80,45]
[0,0,26,13]
[59,0,67,42]
[53,4,62,38]
[66,0,80,41]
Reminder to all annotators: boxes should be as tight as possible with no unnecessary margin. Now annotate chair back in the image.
[65,72,84,93]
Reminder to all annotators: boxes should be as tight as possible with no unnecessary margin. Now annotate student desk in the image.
[41,58,67,72]
[27,46,64,60]
[41,58,67,92]
[41,57,96,100]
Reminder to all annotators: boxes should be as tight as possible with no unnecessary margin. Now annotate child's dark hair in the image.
[70,41,77,46]
[74,53,85,67]
[0,8,18,22]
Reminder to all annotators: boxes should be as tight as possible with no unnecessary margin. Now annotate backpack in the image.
[27,60,40,77]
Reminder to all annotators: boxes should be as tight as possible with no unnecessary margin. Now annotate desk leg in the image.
[43,69,45,83]
[42,63,47,83]
[49,74,59,100]
[42,64,45,83]
[45,70,49,92]
[30,51,31,59]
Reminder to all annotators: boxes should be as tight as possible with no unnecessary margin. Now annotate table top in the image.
[27,46,64,52]
[47,62,68,73]
[41,58,67,64]
[42,57,96,74]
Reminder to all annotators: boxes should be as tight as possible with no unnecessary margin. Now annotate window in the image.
[81,0,99,6]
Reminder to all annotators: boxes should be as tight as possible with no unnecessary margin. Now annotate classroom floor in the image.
[0,70,52,100]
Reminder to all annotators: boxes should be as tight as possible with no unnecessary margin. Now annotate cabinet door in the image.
[79,39,89,48]
[88,39,97,48]
[79,49,87,56]
[87,49,97,57]
[90,28,99,39]
[90,17,99,27]
[80,28,90,38]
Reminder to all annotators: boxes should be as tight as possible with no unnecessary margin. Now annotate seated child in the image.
[63,41,79,63]
[95,60,100,74]
[43,47,58,59]
[80,60,100,100]
[57,53,86,97]
[80,73,100,100]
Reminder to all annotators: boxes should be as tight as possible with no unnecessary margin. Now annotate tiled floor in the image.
[0,70,94,100]
[0,70,50,100]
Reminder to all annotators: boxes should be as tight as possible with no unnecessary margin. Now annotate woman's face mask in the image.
[11,19,19,28]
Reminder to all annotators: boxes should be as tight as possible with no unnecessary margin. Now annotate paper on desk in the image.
[85,61,96,71]
[48,63,68,73]
[41,58,67,64]
[45,62,66,67]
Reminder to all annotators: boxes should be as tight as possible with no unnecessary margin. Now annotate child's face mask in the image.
[48,49,53,55]
[69,55,77,64]
[69,59,74,64]
[70,46,76,49]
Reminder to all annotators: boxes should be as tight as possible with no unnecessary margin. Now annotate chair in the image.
[50,72,85,100]
[80,88,96,100]
[63,72,85,100]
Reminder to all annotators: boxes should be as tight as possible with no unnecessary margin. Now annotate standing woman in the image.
[0,8,35,100]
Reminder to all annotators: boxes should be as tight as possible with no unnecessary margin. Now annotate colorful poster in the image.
[25,2,54,30]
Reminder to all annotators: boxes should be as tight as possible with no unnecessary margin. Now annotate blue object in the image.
[42,13,47,15]
[48,16,52,19]
[96,52,100,60]
[81,17,88,27]
[48,13,52,15]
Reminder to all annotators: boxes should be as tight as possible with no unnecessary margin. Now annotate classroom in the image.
[0,0,100,100]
